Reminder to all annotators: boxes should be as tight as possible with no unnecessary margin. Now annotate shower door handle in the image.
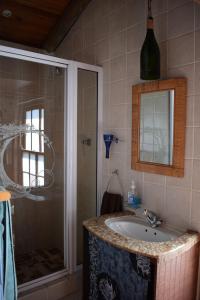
[81,138,91,146]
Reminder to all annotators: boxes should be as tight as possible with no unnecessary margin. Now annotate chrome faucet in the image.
[143,209,163,228]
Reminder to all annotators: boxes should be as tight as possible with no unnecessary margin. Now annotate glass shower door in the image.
[0,55,66,285]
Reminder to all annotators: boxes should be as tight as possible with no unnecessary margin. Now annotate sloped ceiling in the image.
[0,0,92,52]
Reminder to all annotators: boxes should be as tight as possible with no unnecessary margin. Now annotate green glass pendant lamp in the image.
[140,0,160,80]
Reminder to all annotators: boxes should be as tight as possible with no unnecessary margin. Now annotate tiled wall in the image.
[56,0,200,232]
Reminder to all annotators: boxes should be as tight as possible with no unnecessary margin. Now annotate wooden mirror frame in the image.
[132,78,187,177]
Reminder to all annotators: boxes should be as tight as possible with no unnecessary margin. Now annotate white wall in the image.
[56,0,200,232]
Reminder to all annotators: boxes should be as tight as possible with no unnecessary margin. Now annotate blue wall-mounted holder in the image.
[103,134,119,159]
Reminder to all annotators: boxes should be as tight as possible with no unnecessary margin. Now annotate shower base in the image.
[15,248,64,285]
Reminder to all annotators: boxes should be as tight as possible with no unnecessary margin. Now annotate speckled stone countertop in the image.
[83,211,200,262]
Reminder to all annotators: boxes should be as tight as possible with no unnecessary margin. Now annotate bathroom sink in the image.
[105,216,182,242]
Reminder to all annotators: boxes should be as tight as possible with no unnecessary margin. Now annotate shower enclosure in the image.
[0,45,102,292]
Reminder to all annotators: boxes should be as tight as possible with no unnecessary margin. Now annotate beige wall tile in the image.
[154,13,167,43]
[190,221,200,232]
[110,129,128,154]
[166,159,192,188]
[73,28,84,53]
[94,16,109,43]
[127,23,145,53]
[168,33,194,68]
[195,30,200,61]
[109,6,127,35]
[53,7,200,300]
[192,159,200,190]
[102,61,110,83]
[152,0,168,16]
[195,62,200,94]
[191,191,200,223]
[160,42,168,77]
[108,0,126,13]
[194,127,200,158]
[110,31,126,58]
[194,94,200,126]
[83,22,95,47]
[125,77,137,103]
[186,96,194,126]
[143,183,165,216]
[195,3,200,30]
[108,104,127,129]
[144,172,165,185]
[82,46,95,64]
[110,55,126,81]
[110,80,126,105]
[126,0,145,28]
[165,186,190,228]
[185,127,194,159]
[56,0,200,238]
[109,152,127,194]
[168,0,192,11]
[93,0,110,19]
[168,64,195,96]
[126,51,140,79]
[95,39,109,64]
[167,2,194,39]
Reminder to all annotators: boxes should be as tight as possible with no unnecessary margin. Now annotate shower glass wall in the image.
[77,69,98,265]
[0,55,65,285]
[0,45,103,292]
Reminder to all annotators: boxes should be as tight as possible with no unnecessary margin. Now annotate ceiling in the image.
[0,0,91,52]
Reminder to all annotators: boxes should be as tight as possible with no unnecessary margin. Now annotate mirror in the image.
[140,90,174,165]
[132,78,187,177]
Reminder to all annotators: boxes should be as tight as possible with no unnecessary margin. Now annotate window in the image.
[22,108,44,187]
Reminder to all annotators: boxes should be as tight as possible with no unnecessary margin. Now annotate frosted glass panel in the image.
[32,132,39,152]
[41,109,44,130]
[30,174,36,187]
[25,132,31,150]
[26,111,31,126]
[41,134,44,152]
[37,177,44,186]
[32,109,39,130]
[38,155,44,176]
[22,153,29,172]
[23,173,29,187]
[30,154,36,175]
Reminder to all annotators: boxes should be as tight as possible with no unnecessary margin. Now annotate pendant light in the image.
[140,0,160,80]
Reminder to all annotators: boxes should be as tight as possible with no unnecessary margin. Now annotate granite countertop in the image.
[83,211,200,262]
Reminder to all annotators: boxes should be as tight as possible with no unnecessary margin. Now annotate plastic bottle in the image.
[127,180,141,209]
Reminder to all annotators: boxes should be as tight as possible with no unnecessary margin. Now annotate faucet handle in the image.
[143,208,163,227]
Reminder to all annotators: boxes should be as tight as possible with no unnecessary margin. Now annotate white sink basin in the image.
[105,216,182,242]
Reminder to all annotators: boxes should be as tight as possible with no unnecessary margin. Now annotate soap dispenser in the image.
[127,180,141,209]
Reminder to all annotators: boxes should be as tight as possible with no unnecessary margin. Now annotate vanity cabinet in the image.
[83,215,200,300]
[83,229,155,300]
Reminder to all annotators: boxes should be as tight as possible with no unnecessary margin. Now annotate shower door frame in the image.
[0,45,103,292]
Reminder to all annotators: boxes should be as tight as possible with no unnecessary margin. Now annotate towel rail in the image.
[106,169,124,197]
